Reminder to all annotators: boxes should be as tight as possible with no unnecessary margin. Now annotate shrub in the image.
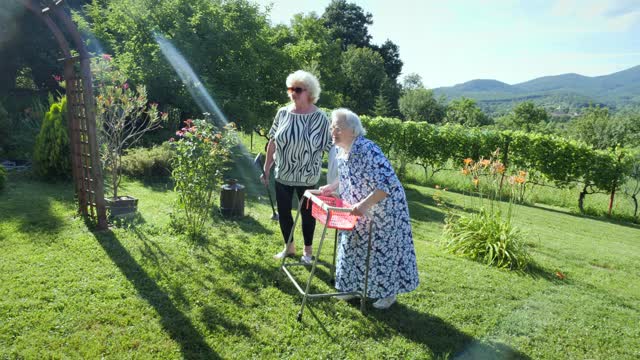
[443,209,531,270]
[0,97,47,160]
[440,152,532,270]
[171,119,237,238]
[121,142,175,179]
[0,165,7,191]
[32,97,71,180]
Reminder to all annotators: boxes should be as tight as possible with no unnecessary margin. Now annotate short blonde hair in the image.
[331,108,367,137]
[286,70,321,104]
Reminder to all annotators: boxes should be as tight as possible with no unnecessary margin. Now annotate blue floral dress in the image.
[335,136,419,299]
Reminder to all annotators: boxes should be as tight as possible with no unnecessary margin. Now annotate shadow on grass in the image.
[201,303,253,338]
[92,229,219,359]
[0,175,71,236]
[405,186,475,224]
[370,303,531,359]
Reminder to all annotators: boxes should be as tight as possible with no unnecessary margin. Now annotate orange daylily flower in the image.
[461,168,471,175]
[463,158,473,165]
[480,159,491,167]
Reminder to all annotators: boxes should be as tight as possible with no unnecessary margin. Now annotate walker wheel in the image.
[296,311,302,322]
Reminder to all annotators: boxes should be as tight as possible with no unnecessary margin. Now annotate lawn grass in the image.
[1,164,639,358]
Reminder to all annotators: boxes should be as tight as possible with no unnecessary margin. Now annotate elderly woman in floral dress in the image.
[320,109,419,309]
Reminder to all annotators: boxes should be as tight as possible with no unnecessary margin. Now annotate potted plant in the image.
[93,54,168,216]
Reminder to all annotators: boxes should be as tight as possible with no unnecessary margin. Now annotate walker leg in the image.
[330,229,338,285]
[361,222,374,313]
[298,213,330,320]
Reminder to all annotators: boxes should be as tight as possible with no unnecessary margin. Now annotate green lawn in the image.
[1,168,639,359]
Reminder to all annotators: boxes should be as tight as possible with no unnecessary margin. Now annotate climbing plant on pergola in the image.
[21,0,107,229]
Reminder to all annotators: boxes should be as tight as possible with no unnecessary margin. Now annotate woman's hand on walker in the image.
[350,201,369,216]
[319,184,335,197]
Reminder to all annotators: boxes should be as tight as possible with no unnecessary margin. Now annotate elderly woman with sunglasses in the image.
[319,109,419,309]
[261,70,332,264]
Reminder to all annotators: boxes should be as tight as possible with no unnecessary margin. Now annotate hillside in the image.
[433,65,640,117]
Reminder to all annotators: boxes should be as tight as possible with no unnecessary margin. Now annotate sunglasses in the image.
[287,87,307,94]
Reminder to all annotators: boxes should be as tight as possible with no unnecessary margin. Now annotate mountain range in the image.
[432,65,640,117]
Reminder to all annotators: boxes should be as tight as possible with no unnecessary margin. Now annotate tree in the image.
[372,39,403,81]
[283,13,343,108]
[379,75,402,117]
[569,105,612,150]
[445,97,491,127]
[80,0,288,128]
[496,101,549,132]
[93,56,167,199]
[401,73,424,92]
[622,150,640,220]
[569,105,639,215]
[399,88,445,123]
[512,101,549,132]
[373,93,391,117]
[32,97,70,180]
[340,46,386,115]
[322,0,373,50]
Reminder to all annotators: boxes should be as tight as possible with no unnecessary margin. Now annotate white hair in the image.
[331,108,367,137]
[286,70,321,104]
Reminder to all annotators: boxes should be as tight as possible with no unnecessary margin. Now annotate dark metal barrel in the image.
[220,179,245,218]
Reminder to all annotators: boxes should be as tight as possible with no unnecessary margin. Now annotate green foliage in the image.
[322,0,373,49]
[568,105,640,150]
[445,97,492,126]
[442,153,532,270]
[120,142,175,179]
[171,119,237,238]
[496,101,549,132]
[0,165,6,191]
[80,0,288,130]
[399,88,446,123]
[0,96,47,160]
[360,115,634,214]
[443,209,531,270]
[0,102,9,155]
[372,39,403,81]
[340,46,387,115]
[282,13,343,108]
[401,73,424,91]
[372,93,392,117]
[32,97,70,180]
[622,149,640,219]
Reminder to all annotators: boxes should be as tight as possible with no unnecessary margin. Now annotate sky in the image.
[252,0,640,88]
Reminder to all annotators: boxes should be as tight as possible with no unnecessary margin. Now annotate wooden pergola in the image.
[22,0,107,229]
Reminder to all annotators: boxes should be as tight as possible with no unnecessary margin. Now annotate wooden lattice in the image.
[23,0,107,229]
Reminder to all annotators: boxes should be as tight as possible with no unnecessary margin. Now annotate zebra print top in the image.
[269,105,332,186]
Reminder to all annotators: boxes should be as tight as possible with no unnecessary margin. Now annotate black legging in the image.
[275,181,316,246]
